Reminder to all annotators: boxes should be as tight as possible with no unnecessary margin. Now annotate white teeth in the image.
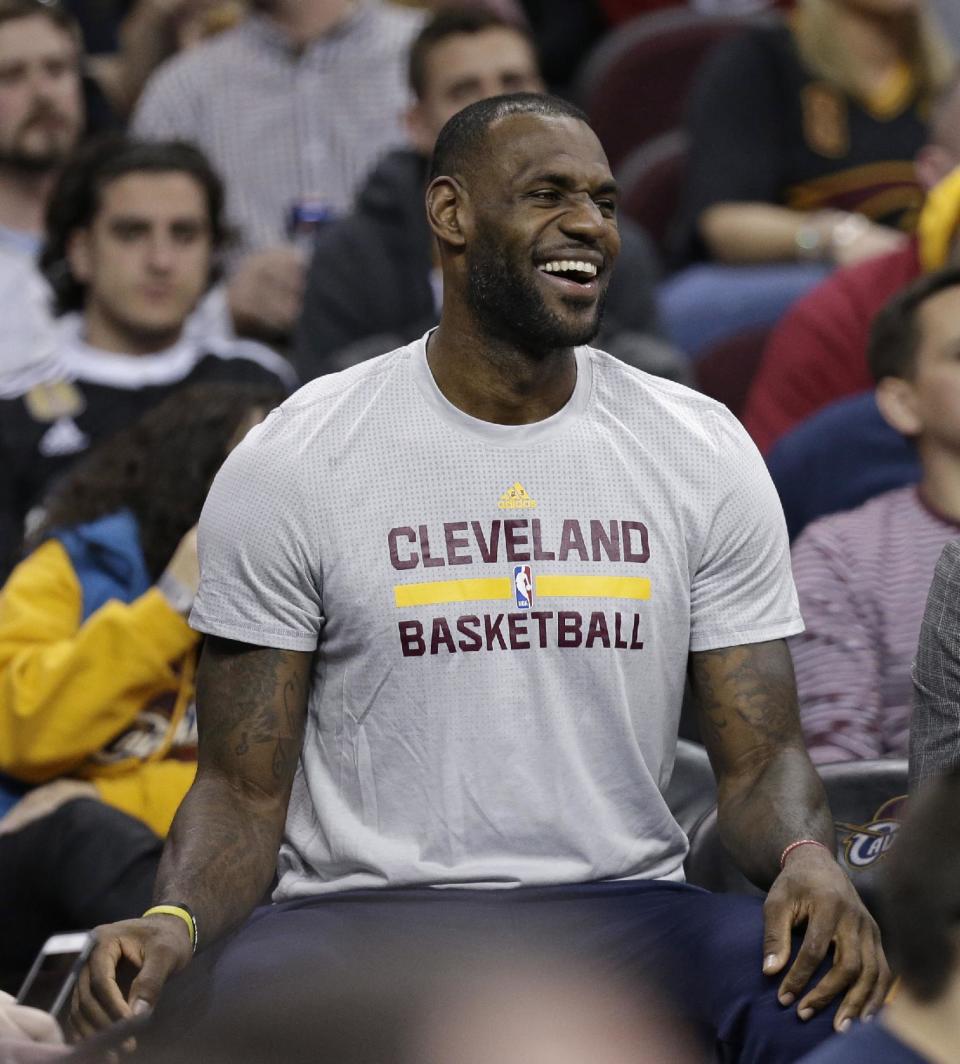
[539,260,598,277]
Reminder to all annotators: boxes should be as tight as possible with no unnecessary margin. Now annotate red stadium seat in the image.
[616,129,687,261]
[694,328,771,418]
[575,7,776,168]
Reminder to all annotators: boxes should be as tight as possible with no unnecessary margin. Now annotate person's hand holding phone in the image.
[0,989,68,1060]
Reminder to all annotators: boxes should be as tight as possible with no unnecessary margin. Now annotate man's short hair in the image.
[881,766,960,1002]
[867,266,960,382]
[0,0,79,38]
[40,136,227,316]
[408,7,533,100]
[428,92,590,185]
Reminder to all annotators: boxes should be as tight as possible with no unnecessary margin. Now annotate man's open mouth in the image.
[537,259,599,286]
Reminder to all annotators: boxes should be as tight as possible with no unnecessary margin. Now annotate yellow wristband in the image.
[143,904,197,950]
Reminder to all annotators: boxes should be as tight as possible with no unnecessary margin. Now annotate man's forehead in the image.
[920,285,960,335]
[0,15,76,54]
[483,113,611,184]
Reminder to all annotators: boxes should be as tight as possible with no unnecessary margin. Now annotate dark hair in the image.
[867,266,960,382]
[0,0,79,38]
[408,6,533,99]
[881,766,960,1001]
[40,135,228,316]
[30,382,283,580]
[428,92,589,184]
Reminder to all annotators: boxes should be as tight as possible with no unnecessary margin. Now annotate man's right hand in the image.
[70,915,193,1038]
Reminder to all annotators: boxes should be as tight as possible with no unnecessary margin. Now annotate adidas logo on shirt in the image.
[38,416,90,457]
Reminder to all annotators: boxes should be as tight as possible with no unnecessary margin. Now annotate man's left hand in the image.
[761,843,891,1032]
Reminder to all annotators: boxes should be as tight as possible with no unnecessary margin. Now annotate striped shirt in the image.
[790,485,960,763]
[132,2,424,258]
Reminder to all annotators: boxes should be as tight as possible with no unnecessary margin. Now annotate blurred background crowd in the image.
[3,0,960,1059]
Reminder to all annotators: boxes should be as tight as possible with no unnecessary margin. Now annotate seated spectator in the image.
[0,381,282,992]
[790,268,960,764]
[132,0,426,341]
[798,765,960,1063]
[768,392,920,541]
[0,135,296,579]
[676,0,952,267]
[660,0,955,357]
[910,539,960,790]
[67,1,248,117]
[745,76,960,455]
[0,1,84,261]
[294,7,682,383]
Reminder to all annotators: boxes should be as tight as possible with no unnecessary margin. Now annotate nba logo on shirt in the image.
[514,565,533,609]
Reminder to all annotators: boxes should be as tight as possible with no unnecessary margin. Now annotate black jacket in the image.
[294,148,665,381]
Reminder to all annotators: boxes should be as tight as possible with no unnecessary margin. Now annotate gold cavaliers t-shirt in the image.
[191,336,802,899]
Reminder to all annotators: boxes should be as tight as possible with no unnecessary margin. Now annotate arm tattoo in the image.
[154,638,311,945]
[690,641,799,754]
[689,640,833,885]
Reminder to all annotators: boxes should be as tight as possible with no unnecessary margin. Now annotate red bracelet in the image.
[779,839,832,870]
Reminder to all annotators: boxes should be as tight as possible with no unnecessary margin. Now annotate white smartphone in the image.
[16,931,94,1019]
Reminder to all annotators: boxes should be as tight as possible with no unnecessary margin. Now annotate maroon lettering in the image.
[508,613,530,649]
[531,519,556,561]
[558,520,589,562]
[472,520,501,563]
[504,519,531,562]
[590,520,620,562]
[419,524,445,568]
[456,615,483,652]
[586,611,611,648]
[622,521,650,563]
[444,522,472,566]
[530,611,554,648]
[485,613,507,650]
[630,613,644,650]
[430,617,456,655]
[388,527,418,571]
[399,620,425,656]
[614,612,628,649]
[558,611,583,648]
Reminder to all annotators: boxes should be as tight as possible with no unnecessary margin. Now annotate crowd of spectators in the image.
[3,0,960,1060]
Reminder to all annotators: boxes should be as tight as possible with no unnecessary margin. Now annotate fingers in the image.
[126,942,181,1016]
[776,905,836,1006]
[70,936,131,1039]
[761,889,795,979]
[794,926,869,1027]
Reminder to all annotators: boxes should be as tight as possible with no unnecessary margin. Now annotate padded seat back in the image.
[575,8,771,167]
[617,130,688,261]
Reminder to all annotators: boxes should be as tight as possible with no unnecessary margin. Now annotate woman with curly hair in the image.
[0,381,281,988]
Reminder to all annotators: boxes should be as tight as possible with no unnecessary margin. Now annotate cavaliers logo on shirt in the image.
[801,83,849,159]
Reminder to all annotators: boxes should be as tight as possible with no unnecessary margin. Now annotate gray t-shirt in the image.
[191,336,802,899]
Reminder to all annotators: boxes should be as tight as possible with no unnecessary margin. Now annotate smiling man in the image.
[0,136,295,576]
[75,96,885,1062]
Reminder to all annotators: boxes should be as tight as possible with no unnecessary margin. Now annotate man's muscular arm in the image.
[690,639,890,1032]
[71,638,311,1036]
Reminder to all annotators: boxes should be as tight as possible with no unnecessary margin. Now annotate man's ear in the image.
[426,176,468,250]
[66,228,92,283]
[875,376,922,438]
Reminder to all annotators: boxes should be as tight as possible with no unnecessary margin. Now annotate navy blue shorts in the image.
[151,880,838,1063]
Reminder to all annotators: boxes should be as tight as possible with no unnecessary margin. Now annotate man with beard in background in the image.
[75,95,886,1063]
[0,1,84,389]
